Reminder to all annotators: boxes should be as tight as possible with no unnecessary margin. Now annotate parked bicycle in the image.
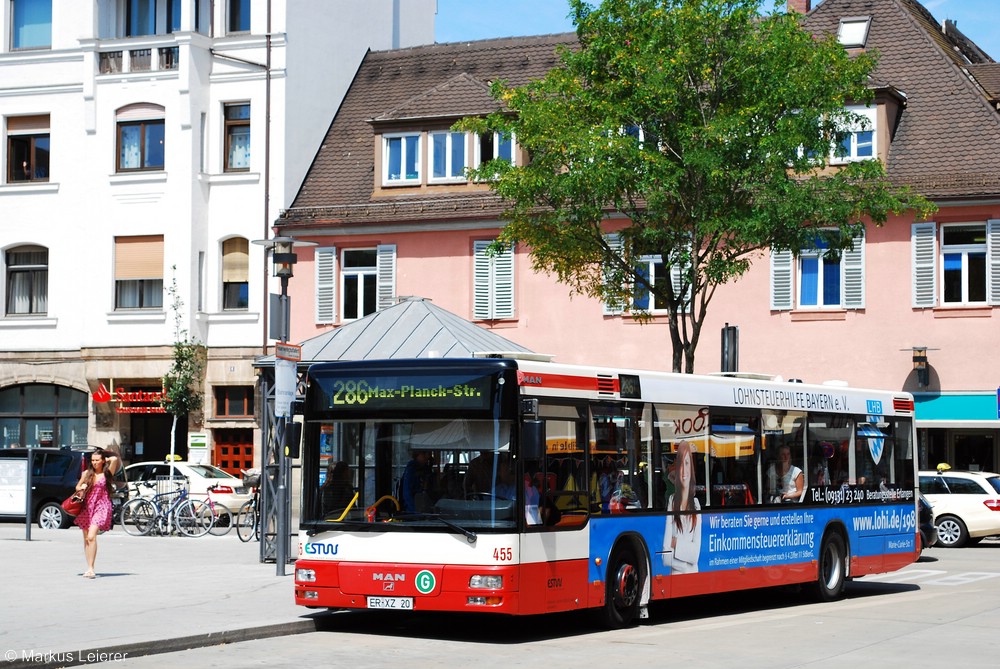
[236,469,260,542]
[202,484,235,536]
[121,480,215,537]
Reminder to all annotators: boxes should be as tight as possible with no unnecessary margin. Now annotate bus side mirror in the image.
[284,421,302,459]
[521,420,544,460]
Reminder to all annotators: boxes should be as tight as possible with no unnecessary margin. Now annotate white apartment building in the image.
[0,0,435,473]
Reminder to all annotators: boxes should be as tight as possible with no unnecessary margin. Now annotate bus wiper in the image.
[408,513,478,544]
[306,520,367,536]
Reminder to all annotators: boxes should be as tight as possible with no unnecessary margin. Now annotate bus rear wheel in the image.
[814,533,847,602]
[602,545,641,628]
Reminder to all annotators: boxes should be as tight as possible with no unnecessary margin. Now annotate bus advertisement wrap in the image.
[589,503,917,580]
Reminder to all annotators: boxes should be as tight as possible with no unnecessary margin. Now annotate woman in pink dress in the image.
[74,448,120,578]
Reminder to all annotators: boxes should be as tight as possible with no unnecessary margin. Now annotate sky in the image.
[434,0,999,60]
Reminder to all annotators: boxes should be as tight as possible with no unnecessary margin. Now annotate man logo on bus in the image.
[415,570,435,594]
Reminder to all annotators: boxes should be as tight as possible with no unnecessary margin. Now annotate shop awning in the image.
[913,392,1000,428]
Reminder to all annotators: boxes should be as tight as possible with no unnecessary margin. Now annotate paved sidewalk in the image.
[0,522,319,668]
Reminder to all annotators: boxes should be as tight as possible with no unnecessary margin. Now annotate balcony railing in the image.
[97,46,179,74]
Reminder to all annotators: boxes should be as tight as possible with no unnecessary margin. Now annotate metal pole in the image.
[275,275,289,575]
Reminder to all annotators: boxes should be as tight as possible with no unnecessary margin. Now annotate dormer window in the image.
[477,131,516,166]
[832,105,877,163]
[429,131,467,182]
[837,17,871,48]
[383,132,421,185]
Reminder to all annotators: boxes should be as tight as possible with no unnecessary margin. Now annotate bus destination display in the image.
[319,374,496,411]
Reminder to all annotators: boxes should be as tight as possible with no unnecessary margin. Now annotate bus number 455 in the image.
[494,547,513,562]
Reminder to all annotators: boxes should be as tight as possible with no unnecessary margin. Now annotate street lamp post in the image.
[252,235,315,575]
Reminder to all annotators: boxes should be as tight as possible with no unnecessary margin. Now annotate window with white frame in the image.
[5,245,47,315]
[383,133,421,185]
[329,245,396,322]
[837,17,871,48]
[912,221,1000,308]
[770,231,865,310]
[942,223,987,305]
[224,103,250,172]
[221,237,248,310]
[116,104,165,172]
[429,131,467,182]
[10,0,51,50]
[832,105,876,163]
[476,131,516,167]
[228,0,250,33]
[473,240,514,320]
[114,235,163,310]
[6,114,49,182]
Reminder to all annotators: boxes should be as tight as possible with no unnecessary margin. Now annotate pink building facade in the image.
[278,1,1000,473]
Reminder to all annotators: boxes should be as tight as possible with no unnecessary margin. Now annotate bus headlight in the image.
[296,568,316,583]
[469,574,503,589]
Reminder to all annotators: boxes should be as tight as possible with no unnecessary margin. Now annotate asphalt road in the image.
[115,540,1000,669]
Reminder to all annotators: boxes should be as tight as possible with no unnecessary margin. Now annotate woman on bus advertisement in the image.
[662,440,702,573]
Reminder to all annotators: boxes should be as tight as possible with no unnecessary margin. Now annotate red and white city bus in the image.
[294,354,919,627]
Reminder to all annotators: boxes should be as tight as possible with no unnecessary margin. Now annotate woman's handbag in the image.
[61,492,85,517]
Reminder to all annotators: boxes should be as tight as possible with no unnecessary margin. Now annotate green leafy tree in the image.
[160,267,206,470]
[458,0,935,372]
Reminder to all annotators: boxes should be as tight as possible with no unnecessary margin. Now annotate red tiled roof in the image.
[282,34,575,227]
[803,0,1000,198]
[281,0,1000,231]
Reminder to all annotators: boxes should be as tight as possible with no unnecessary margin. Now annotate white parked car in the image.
[919,469,1000,547]
[124,461,252,512]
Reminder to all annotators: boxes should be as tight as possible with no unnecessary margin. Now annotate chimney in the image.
[788,0,811,13]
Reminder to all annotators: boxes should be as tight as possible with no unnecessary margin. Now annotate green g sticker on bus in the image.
[415,570,436,594]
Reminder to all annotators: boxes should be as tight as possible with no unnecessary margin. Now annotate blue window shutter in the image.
[376,244,396,310]
[842,230,865,309]
[770,248,794,310]
[911,222,936,308]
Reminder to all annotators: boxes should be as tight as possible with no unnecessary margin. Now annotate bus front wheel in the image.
[814,532,847,602]
[602,545,641,628]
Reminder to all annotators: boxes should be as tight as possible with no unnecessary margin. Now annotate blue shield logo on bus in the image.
[858,423,885,465]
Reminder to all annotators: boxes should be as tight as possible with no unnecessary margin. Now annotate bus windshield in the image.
[303,418,518,532]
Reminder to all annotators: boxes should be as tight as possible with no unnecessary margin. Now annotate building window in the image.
[10,0,51,50]
[429,131,467,182]
[0,384,88,448]
[126,0,156,37]
[770,232,865,311]
[476,131,516,166]
[833,106,876,163]
[114,235,163,310]
[341,249,377,320]
[214,386,254,418]
[329,245,395,322]
[941,223,987,305]
[116,104,165,172]
[221,237,249,310]
[383,133,421,184]
[798,237,843,308]
[228,0,250,33]
[6,114,49,182]
[837,17,871,48]
[5,245,47,316]
[473,240,514,320]
[224,103,250,171]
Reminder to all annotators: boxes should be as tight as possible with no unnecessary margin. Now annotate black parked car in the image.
[0,447,90,529]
